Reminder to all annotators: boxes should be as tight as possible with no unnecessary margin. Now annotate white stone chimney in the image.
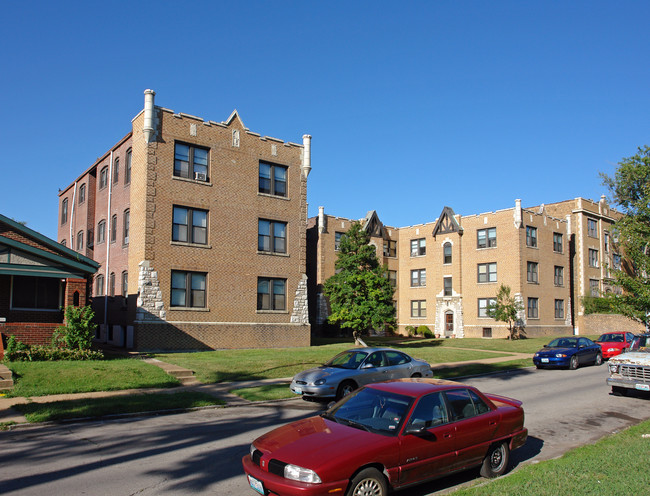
[302,134,312,178]
[143,89,156,143]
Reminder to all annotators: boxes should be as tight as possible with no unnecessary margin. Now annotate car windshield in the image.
[547,338,578,348]
[324,387,413,436]
[325,350,368,369]
[631,336,650,351]
[597,333,624,343]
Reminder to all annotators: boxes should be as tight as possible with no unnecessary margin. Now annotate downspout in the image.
[104,151,114,335]
[69,181,77,248]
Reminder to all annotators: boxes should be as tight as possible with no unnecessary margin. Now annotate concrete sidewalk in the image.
[0,350,533,427]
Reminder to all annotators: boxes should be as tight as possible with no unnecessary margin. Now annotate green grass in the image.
[155,341,513,383]
[12,392,224,423]
[230,384,295,402]
[6,358,180,397]
[454,419,650,495]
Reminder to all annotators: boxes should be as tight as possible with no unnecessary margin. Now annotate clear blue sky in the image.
[1,1,648,240]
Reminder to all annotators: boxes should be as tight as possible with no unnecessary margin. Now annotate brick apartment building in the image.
[308,198,644,339]
[58,90,312,351]
[0,213,98,355]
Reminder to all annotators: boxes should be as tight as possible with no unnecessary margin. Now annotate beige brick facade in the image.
[58,91,311,351]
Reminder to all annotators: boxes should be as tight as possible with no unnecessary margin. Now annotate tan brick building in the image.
[308,198,642,339]
[58,90,312,351]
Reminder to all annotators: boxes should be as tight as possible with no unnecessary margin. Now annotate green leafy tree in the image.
[487,284,526,339]
[323,222,396,344]
[53,305,98,350]
[600,145,650,328]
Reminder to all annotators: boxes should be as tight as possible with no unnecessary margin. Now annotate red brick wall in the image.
[0,323,61,346]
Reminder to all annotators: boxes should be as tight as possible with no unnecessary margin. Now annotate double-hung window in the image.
[125,148,132,184]
[61,198,68,225]
[383,240,396,257]
[174,143,209,180]
[410,238,426,257]
[478,298,496,318]
[257,277,286,311]
[97,220,106,244]
[477,228,496,248]
[554,266,564,286]
[527,297,539,319]
[588,248,599,267]
[527,262,538,283]
[76,230,84,251]
[113,157,119,184]
[258,219,287,254]
[555,299,564,319]
[478,262,497,283]
[123,209,130,245]
[110,214,117,243]
[100,166,108,189]
[259,161,287,197]
[171,270,206,308]
[173,206,208,245]
[78,184,86,204]
[335,232,343,251]
[411,269,426,287]
[526,226,537,248]
[444,276,452,296]
[553,232,563,253]
[411,300,426,318]
[588,219,598,237]
[443,242,452,264]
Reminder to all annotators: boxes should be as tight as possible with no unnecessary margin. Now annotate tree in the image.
[323,222,396,344]
[487,284,525,339]
[600,145,650,328]
[53,305,98,350]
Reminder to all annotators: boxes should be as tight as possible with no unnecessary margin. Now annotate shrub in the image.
[53,306,98,350]
[417,325,434,338]
[5,335,29,357]
[7,346,103,362]
[405,325,417,336]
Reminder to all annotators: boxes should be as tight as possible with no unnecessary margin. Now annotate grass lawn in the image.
[11,391,224,423]
[454,418,650,495]
[6,358,180,397]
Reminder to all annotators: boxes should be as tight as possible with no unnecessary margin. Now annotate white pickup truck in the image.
[606,333,650,396]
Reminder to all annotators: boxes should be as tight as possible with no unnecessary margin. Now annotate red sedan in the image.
[242,379,527,496]
[595,332,636,360]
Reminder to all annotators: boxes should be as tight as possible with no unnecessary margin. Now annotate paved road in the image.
[0,365,648,496]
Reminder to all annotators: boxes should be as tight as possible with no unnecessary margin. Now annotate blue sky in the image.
[1,1,648,240]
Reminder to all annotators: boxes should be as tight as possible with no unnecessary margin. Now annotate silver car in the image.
[290,347,433,401]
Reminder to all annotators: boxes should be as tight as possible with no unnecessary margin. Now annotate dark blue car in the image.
[533,337,603,370]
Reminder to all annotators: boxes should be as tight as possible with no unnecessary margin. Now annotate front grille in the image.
[268,459,287,477]
[251,449,263,466]
[620,365,650,381]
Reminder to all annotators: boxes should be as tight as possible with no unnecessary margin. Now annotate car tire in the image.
[346,467,388,496]
[410,372,422,378]
[336,380,356,401]
[594,353,603,366]
[569,355,579,370]
[535,364,543,369]
[480,442,509,478]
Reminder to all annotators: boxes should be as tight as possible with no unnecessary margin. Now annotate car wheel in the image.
[569,355,579,370]
[410,372,422,378]
[480,442,509,478]
[612,386,628,397]
[594,353,603,366]
[346,468,388,496]
[535,364,543,369]
[336,380,356,401]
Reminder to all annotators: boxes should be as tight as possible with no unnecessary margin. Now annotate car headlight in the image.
[556,354,567,358]
[284,463,322,484]
[607,348,617,352]
[609,364,620,374]
[534,353,539,357]
[249,444,257,457]
[314,378,326,386]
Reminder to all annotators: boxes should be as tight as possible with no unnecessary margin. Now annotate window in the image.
[125,148,132,184]
[443,242,452,264]
[588,248,599,267]
[553,232,563,253]
[590,279,599,296]
[110,214,117,243]
[410,269,426,287]
[76,230,84,251]
[388,270,397,288]
[257,277,286,311]
[123,209,130,244]
[527,297,539,319]
[171,270,206,308]
[99,166,108,189]
[96,274,104,297]
[407,392,447,430]
[11,276,60,310]
[173,206,208,245]
[258,219,287,254]
[588,218,598,237]
[174,142,209,180]
[411,300,426,318]
[555,299,564,319]
[87,229,93,248]
[97,220,106,244]
[527,261,538,283]
[109,272,115,297]
[121,271,128,298]
[483,328,492,338]
[410,238,426,257]
[477,227,497,249]
[613,253,621,270]
[113,157,119,184]
[383,240,396,257]
[78,184,86,204]
[335,232,343,251]
[554,266,564,286]
[478,298,496,318]
[477,262,497,283]
[61,198,68,225]
[443,276,452,296]
[526,226,537,248]
[259,161,287,197]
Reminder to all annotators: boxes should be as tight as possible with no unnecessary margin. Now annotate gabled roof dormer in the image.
[362,210,384,238]
[432,206,463,238]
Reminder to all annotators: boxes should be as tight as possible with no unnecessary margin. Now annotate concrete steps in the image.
[0,364,14,391]
[142,358,201,386]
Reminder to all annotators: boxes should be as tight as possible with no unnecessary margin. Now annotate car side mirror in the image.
[405,424,426,436]
[361,363,374,369]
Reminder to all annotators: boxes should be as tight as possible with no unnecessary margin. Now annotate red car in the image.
[595,332,636,360]
[243,379,527,496]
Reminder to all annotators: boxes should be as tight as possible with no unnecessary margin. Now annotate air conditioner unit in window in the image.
[195,172,207,181]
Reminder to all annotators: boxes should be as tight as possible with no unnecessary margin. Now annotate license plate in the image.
[541,358,549,363]
[248,475,265,495]
[635,384,650,391]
